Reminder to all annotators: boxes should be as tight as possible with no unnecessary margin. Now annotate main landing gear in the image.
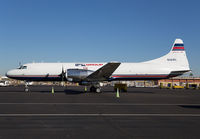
[90,85,101,93]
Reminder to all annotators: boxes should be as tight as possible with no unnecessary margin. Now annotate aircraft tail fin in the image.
[144,39,190,72]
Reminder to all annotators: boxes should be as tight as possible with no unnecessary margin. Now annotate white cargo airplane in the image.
[6,39,190,92]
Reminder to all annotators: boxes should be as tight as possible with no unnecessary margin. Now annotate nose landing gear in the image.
[25,82,29,92]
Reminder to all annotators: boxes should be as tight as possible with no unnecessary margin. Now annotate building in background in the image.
[159,77,200,88]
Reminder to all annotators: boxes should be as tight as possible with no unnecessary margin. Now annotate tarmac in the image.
[0,85,200,139]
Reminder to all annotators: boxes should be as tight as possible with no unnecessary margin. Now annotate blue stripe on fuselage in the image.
[8,76,62,81]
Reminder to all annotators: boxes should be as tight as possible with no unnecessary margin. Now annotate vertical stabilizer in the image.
[144,39,190,72]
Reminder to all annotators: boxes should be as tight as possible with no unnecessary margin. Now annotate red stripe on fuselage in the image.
[112,75,168,78]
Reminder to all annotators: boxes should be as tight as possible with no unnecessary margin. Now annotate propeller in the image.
[59,66,66,86]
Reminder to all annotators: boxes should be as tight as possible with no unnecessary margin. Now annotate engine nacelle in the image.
[66,69,93,82]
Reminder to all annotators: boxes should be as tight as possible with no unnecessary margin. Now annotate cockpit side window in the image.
[18,66,27,69]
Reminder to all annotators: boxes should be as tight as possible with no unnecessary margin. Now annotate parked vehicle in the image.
[0,81,10,87]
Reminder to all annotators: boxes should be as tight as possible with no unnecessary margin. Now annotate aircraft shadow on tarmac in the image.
[39,89,155,94]
[64,89,85,94]
[0,86,155,94]
[103,90,154,94]
[39,89,84,94]
[179,105,200,109]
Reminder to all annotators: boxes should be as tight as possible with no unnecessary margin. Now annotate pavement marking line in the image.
[0,103,200,106]
[1,114,200,117]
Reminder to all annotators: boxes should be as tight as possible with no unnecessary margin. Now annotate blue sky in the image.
[0,0,200,76]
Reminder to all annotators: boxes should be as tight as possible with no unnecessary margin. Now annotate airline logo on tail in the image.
[172,39,185,51]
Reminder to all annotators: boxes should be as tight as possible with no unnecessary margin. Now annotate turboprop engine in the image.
[66,69,94,82]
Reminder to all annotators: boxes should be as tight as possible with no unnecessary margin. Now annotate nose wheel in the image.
[25,82,29,92]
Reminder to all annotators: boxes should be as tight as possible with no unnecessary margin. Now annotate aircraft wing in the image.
[85,62,121,82]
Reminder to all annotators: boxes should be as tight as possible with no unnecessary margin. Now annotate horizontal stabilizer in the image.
[169,70,191,77]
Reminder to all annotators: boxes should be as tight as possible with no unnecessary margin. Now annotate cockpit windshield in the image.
[18,65,27,69]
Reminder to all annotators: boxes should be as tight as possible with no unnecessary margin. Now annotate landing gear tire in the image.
[96,88,101,93]
[25,81,29,92]
[90,86,101,93]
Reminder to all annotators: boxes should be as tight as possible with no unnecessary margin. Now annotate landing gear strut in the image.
[25,81,29,92]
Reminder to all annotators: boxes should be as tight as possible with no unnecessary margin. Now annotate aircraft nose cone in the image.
[6,71,11,77]
[6,70,14,78]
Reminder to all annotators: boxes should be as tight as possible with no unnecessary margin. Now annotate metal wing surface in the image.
[85,62,121,82]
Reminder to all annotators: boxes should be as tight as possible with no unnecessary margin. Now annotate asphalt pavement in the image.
[0,85,200,139]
